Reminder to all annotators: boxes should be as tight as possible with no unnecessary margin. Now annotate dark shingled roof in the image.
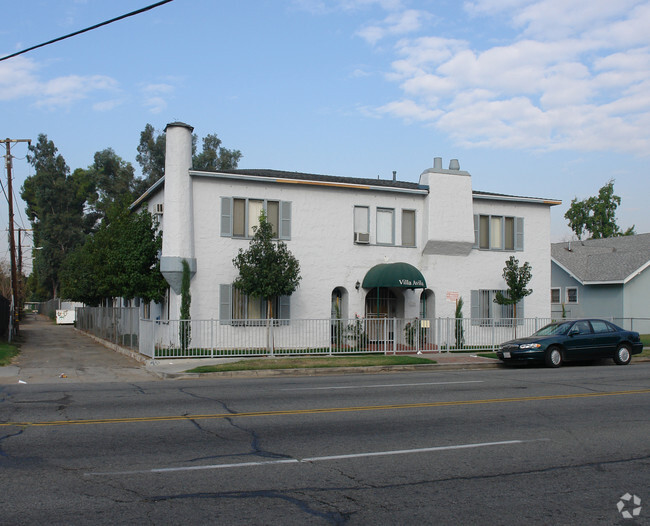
[552,233,650,283]
[203,168,424,191]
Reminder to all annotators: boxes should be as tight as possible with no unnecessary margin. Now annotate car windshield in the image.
[533,322,572,336]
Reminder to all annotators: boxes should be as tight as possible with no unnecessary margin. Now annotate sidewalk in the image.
[0,314,157,385]
[0,315,500,384]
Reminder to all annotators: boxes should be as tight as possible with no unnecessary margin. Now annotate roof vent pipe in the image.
[392,170,397,181]
[433,157,443,170]
[449,159,460,170]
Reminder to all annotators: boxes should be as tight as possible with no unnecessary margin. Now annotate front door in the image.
[365,288,397,342]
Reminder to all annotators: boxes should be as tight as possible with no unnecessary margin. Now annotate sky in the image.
[2,0,650,273]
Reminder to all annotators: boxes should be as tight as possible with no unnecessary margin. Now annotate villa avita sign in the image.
[398,279,425,287]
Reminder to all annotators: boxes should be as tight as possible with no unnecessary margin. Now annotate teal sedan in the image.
[497,319,644,368]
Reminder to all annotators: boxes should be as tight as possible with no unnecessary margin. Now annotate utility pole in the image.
[4,138,31,336]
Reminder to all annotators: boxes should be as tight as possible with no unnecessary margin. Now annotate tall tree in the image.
[565,180,635,240]
[135,124,243,195]
[135,123,166,192]
[22,134,88,298]
[60,205,167,305]
[232,210,301,319]
[85,148,139,217]
[192,133,242,172]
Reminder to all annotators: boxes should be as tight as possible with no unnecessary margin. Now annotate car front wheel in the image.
[545,346,563,368]
[613,344,631,365]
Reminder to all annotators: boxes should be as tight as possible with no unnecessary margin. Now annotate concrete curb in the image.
[150,361,503,380]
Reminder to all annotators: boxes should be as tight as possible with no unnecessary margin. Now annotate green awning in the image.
[362,262,427,289]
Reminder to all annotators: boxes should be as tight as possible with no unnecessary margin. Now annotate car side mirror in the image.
[569,328,579,337]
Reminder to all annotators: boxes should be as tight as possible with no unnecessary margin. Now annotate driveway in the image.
[0,315,158,385]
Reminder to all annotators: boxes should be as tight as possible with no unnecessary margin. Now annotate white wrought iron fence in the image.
[137,317,555,359]
[72,311,649,359]
[75,307,140,350]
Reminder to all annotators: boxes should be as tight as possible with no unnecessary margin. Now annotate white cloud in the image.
[360,1,650,155]
[141,83,175,114]
[357,9,430,45]
[0,55,120,109]
[37,75,118,107]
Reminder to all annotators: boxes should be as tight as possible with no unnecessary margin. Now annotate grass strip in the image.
[186,355,436,373]
[0,341,20,366]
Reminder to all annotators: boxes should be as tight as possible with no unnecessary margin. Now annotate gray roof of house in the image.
[131,168,560,208]
[551,233,650,283]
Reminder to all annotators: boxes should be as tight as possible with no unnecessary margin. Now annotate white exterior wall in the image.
[470,198,553,319]
[151,123,558,323]
[184,176,554,322]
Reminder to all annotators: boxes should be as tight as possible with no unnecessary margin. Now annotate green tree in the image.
[179,259,191,351]
[135,123,166,192]
[193,133,242,172]
[60,205,167,305]
[494,256,532,336]
[84,148,139,218]
[565,180,635,240]
[232,210,301,320]
[22,134,89,298]
[135,124,243,194]
[455,296,465,349]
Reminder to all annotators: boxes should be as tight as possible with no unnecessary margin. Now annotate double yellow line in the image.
[2,388,649,428]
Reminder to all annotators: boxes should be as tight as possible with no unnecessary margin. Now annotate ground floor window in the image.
[470,289,523,325]
[219,284,290,325]
[566,287,578,304]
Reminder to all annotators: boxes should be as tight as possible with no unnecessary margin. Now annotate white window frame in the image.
[566,287,578,304]
[551,288,561,304]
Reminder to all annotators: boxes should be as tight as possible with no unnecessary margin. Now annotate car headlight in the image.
[519,343,541,349]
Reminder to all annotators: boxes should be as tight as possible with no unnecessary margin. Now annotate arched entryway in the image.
[361,263,427,343]
[365,287,398,318]
[420,289,435,319]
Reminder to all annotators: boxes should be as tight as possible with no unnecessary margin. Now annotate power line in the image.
[0,0,173,62]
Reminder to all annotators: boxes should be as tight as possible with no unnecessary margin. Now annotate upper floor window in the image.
[376,208,394,245]
[353,205,370,244]
[402,209,416,247]
[474,215,523,251]
[221,197,291,239]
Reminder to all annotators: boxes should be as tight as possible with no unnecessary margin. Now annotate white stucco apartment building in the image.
[134,122,560,329]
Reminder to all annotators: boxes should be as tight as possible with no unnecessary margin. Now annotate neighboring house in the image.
[132,122,560,327]
[551,234,650,329]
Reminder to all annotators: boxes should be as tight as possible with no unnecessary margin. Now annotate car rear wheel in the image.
[545,346,562,368]
[613,344,631,365]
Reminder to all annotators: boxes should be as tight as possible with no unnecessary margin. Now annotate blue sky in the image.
[2,0,650,270]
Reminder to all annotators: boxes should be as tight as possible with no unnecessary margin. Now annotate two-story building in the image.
[133,122,560,331]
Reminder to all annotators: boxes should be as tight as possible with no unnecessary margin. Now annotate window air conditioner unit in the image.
[154,203,164,215]
[354,232,370,244]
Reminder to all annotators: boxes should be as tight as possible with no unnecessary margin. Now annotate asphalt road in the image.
[1,363,649,525]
